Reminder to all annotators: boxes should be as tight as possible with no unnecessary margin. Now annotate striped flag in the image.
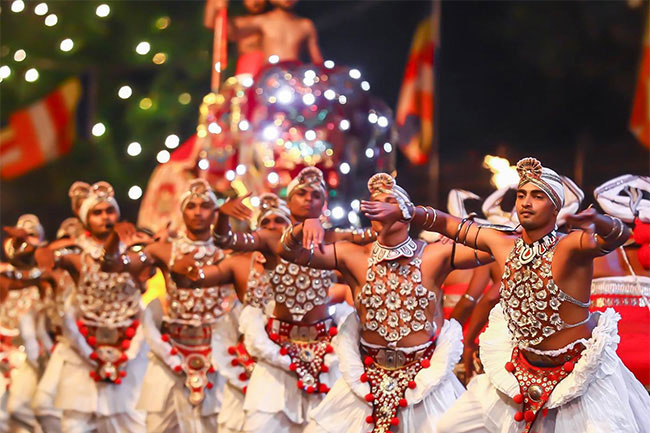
[395,4,439,165]
[630,6,650,149]
[0,78,82,179]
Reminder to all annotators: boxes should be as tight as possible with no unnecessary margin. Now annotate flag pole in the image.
[427,0,441,206]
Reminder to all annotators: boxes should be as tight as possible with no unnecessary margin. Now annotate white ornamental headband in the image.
[516,157,565,210]
[287,167,327,199]
[594,174,650,223]
[179,179,218,211]
[71,181,121,227]
[368,172,411,204]
[16,214,45,241]
[256,193,291,228]
[56,217,84,240]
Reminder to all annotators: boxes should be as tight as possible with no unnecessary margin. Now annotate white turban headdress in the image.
[69,181,121,227]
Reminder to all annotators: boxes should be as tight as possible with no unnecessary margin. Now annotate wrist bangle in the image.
[463,293,476,303]
[601,216,619,240]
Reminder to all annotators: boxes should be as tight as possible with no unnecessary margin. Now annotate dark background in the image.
[1,0,649,236]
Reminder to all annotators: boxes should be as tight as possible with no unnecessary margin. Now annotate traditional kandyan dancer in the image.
[212,167,361,433]
[122,178,231,433]
[169,192,294,433]
[591,174,650,389]
[0,215,48,433]
[278,173,492,433]
[368,157,650,432]
[43,181,148,433]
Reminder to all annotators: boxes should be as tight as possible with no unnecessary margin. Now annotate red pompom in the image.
[319,383,329,393]
[542,408,548,417]
[562,361,574,373]
[325,344,334,354]
[227,346,236,355]
[242,386,247,394]
[130,320,140,329]
[513,394,523,404]
[514,411,524,422]
[398,398,408,408]
[80,327,88,336]
[89,352,98,360]
[633,219,650,245]
[269,332,279,342]
[161,334,170,342]
[119,370,126,378]
[280,347,289,356]
[121,340,131,350]
[115,378,122,385]
[524,410,535,422]
[328,326,338,337]
[173,365,182,373]
[306,386,315,394]
[408,380,417,389]
[208,366,215,373]
[505,362,515,372]
[231,359,240,367]
[365,415,374,424]
[420,359,430,368]
[239,373,248,381]
[89,371,96,379]
[289,363,297,371]
[119,353,128,363]
[360,373,368,382]
[125,328,135,339]
[364,356,374,366]
[321,364,329,373]
[207,382,213,389]
[390,417,399,426]
[365,393,374,402]
[169,347,178,355]
[87,336,96,346]
[297,380,304,389]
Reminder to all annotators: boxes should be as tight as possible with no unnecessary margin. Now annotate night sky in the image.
[2,0,649,235]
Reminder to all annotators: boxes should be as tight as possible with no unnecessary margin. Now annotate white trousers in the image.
[145,391,218,433]
[61,409,146,433]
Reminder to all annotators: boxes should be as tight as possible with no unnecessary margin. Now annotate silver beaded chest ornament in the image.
[268,258,334,322]
[243,252,272,309]
[357,237,439,433]
[162,234,230,405]
[358,238,437,346]
[76,253,141,384]
[166,234,231,326]
[500,231,590,348]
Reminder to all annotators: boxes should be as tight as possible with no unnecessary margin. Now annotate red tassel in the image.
[514,411,524,422]
[365,415,374,424]
[121,340,131,350]
[513,393,523,404]
[399,398,408,408]
[161,334,170,342]
[173,365,182,373]
[505,361,515,372]
[208,366,215,373]
[115,378,122,385]
[297,380,304,389]
[131,320,140,329]
[238,373,248,381]
[321,364,329,373]
[227,346,236,355]
[319,383,329,393]
[80,327,88,337]
[280,347,288,356]
[89,352,98,360]
[325,344,334,354]
[328,326,338,337]
[170,347,178,355]
[390,417,399,426]
[119,371,127,378]
[360,373,368,382]
[408,380,416,389]
[125,328,135,338]
[231,359,240,367]
[365,393,374,402]
[306,386,315,394]
[207,382,213,389]
[363,356,374,366]
[289,363,297,371]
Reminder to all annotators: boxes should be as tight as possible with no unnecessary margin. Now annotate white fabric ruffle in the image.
[468,304,650,433]
[33,343,65,418]
[308,314,465,433]
[240,303,352,426]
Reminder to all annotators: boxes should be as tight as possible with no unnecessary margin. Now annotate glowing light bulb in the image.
[339,119,350,131]
[238,120,250,131]
[95,4,110,17]
[236,164,247,175]
[302,93,315,105]
[11,0,25,13]
[25,68,39,82]
[365,148,374,159]
[305,130,317,141]
[349,69,361,79]
[118,85,132,99]
[164,134,180,149]
[324,89,336,100]
[267,172,279,184]
[156,150,170,163]
[361,81,370,91]
[127,142,142,156]
[383,142,393,153]
[324,60,335,69]
[198,159,209,170]
[128,186,142,200]
[332,206,345,220]
[262,125,279,141]
[44,14,58,26]
[13,49,26,62]
[0,66,11,79]
[225,170,236,181]
[339,162,350,174]
[59,38,74,52]
[91,122,106,137]
[208,122,222,134]
[135,41,151,55]
[34,3,48,16]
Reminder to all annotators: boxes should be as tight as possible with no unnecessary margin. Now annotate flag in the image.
[630,7,650,149]
[395,4,440,165]
[137,135,200,233]
[1,78,82,179]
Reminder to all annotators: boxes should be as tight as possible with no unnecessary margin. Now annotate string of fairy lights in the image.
[1,1,196,202]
